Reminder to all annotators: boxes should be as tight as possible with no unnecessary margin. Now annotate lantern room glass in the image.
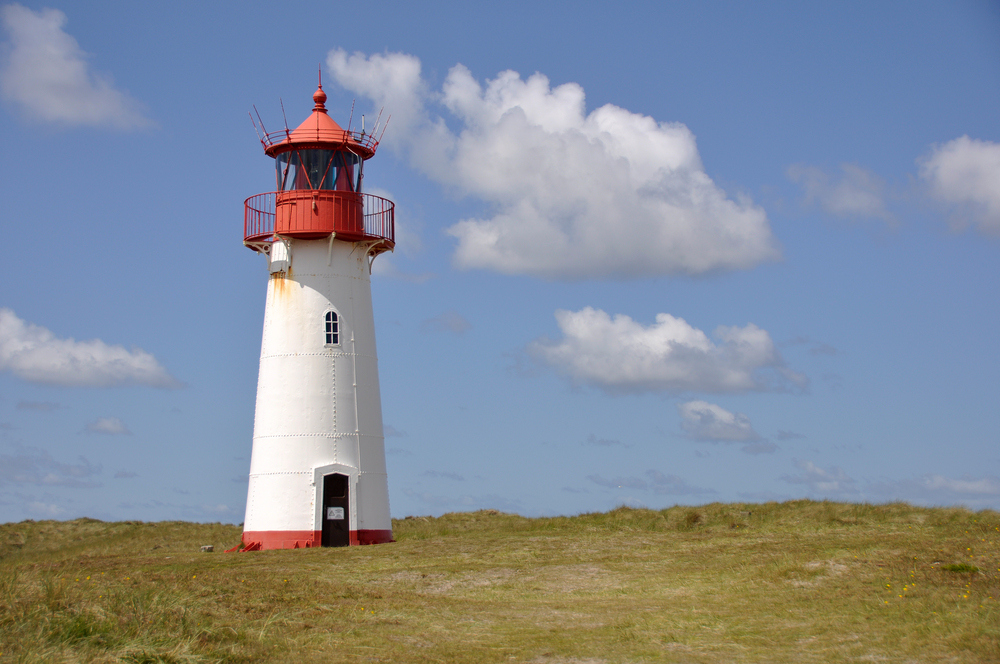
[276,150,361,192]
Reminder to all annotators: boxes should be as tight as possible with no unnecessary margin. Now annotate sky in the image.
[0,1,998,524]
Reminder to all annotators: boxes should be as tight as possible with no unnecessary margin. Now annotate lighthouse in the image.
[239,81,394,549]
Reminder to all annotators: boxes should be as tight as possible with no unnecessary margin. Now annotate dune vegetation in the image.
[0,501,998,662]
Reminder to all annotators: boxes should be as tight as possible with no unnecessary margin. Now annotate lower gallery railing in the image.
[244,191,394,246]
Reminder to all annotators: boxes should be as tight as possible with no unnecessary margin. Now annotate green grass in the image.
[1,501,998,662]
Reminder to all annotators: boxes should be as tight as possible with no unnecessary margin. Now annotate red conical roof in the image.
[261,85,378,159]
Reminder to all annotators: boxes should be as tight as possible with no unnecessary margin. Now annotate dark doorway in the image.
[322,473,350,547]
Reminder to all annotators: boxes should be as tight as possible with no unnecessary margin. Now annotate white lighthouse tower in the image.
[239,81,394,549]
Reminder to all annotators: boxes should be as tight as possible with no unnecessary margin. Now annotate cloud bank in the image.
[0,309,179,388]
[0,4,151,129]
[528,307,804,394]
[0,446,101,488]
[84,417,131,435]
[677,400,760,441]
[868,474,1000,509]
[919,136,1000,236]
[588,470,715,496]
[788,163,894,224]
[327,49,780,279]
[781,459,858,497]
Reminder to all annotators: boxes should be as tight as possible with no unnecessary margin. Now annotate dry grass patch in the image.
[0,502,998,662]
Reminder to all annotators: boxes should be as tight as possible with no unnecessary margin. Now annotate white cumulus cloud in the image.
[0,4,151,129]
[677,400,760,441]
[787,163,894,224]
[0,308,179,388]
[327,49,780,279]
[919,136,1000,235]
[528,307,804,394]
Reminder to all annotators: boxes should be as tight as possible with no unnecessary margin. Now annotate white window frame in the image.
[324,310,340,346]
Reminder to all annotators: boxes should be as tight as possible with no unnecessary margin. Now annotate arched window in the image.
[325,311,339,345]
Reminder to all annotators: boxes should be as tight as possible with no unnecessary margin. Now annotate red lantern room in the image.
[244,83,394,257]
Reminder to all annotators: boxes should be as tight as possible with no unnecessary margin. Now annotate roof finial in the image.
[313,65,327,112]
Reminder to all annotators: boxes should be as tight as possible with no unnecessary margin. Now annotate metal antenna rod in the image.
[370,107,383,141]
[249,111,264,143]
[253,105,269,139]
[279,98,291,139]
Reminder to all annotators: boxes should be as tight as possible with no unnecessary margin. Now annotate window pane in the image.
[277,150,338,190]
[335,153,358,192]
[277,152,299,191]
[325,311,339,345]
[299,149,336,189]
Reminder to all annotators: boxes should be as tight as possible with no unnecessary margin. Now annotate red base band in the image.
[239,529,394,551]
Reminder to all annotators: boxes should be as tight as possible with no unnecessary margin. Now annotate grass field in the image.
[1,501,998,663]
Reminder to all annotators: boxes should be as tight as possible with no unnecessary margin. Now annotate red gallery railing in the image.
[244,191,394,250]
[259,126,380,153]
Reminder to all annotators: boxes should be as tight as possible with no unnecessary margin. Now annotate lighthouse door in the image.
[321,473,350,547]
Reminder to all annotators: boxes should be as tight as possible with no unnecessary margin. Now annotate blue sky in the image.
[1,1,998,523]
